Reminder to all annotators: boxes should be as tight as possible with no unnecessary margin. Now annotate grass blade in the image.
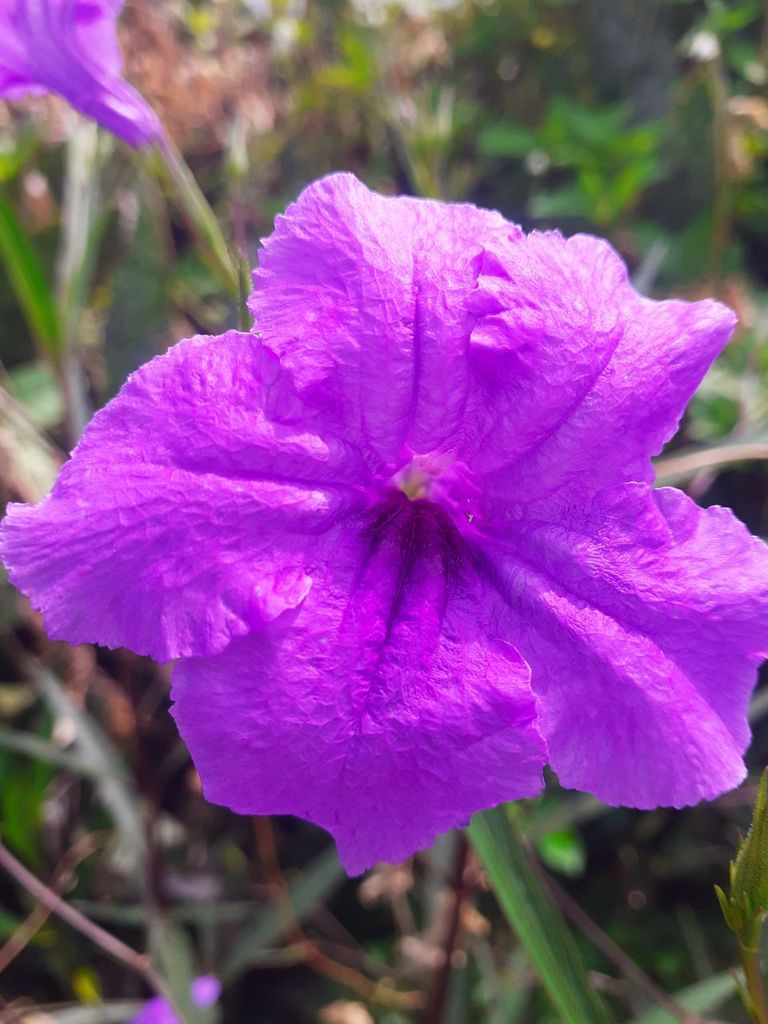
[469,805,612,1024]
[0,185,61,357]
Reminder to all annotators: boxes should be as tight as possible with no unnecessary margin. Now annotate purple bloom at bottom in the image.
[3,173,768,874]
[0,0,162,147]
[130,976,220,1024]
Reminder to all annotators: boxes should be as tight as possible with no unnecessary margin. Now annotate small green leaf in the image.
[535,826,586,877]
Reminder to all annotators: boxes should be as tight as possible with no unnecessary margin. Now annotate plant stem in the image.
[155,136,239,299]
[56,115,100,444]
[740,943,768,1024]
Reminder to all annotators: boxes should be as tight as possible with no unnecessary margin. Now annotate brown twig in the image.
[252,817,423,1012]
[654,443,768,486]
[0,839,175,1010]
[421,835,469,1024]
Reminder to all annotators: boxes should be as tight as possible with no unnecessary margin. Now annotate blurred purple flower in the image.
[0,0,162,146]
[129,976,220,1024]
[3,173,768,874]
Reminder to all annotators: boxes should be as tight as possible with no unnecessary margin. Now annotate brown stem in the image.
[252,817,423,1011]
[0,834,99,974]
[421,835,469,1024]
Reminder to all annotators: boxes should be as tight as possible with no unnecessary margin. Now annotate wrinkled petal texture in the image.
[480,484,768,808]
[250,172,510,467]
[172,492,545,875]
[250,174,736,507]
[469,232,736,505]
[0,0,161,146]
[3,171,766,873]
[0,332,369,661]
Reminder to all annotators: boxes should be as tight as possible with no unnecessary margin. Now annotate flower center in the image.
[390,454,481,529]
[392,454,448,501]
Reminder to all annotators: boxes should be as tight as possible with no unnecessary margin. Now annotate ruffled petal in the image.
[467,231,736,505]
[0,0,162,147]
[172,493,545,874]
[481,484,768,807]
[249,172,510,467]
[0,332,368,661]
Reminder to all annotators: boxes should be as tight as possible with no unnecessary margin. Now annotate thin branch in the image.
[421,835,469,1024]
[654,443,768,485]
[252,818,423,1012]
[0,834,99,974]
[546,873,704,1024]
[0,839,173,1008]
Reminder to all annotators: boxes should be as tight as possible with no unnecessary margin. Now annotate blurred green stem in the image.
[468,805,612,1024]
[741,943,768,1024]
[56,116,100,443]
[156,136,239,299]
[704,56,732,280]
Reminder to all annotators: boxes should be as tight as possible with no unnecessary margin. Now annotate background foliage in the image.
[2,0,768,1021]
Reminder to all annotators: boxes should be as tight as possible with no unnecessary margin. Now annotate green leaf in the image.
[31,1001,144,1024]
[7,361,63,429]
[731,769,768,923]
[630,969,741,1023]
[468,805,612,1024]
[535,826,586,878]
[477,123,538,158]
[0,127,39,184]
[0,185,61,357]
[0,722,122,780]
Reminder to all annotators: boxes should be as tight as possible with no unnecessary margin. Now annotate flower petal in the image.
[249,172,509,467]
[482,484,768,807]
[0,0,162,147]
[0,332,368,661]
[172,492,545,874]
[467,231,736,504]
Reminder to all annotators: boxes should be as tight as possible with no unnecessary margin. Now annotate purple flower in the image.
[129,976,220,1024]
[0,0,162,147]
[3,173,768,874]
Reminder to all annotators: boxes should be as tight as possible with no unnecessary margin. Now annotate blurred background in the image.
[2,0,768,1021]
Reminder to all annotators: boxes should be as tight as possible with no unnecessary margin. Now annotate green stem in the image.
[56,116,101,443]
[155,136,239,299]
[741,943,768,1024]
[468,805,612,1024]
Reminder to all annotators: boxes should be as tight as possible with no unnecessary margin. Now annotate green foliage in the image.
[0,187,61,357]
[480,99,662,225]
[717,770,768,951]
